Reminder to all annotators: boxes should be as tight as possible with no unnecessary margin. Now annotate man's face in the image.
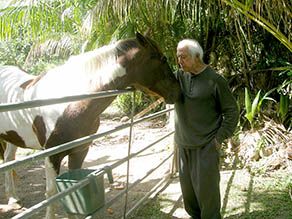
[176,46,194,72]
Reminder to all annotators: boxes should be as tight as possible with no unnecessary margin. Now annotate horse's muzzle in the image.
[164,86,182,104]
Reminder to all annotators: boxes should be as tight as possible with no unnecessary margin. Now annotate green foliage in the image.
[245,88,261,129]
[277,67,292,130]
[0,38,69,75]
[278,93,290,122]
[115,91,165,116]
[0,39,31,66]
[26,56,65,76]
[244,88,277,130]
[282,175,292,192]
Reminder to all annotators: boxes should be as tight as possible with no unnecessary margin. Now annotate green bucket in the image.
[56,169,105,215]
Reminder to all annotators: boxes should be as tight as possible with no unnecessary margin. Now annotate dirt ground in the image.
[0,107,188,219]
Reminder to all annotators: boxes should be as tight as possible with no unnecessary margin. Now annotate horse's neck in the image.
[89,96,117,115]
[85,74,131,116]
[66,73,129,120]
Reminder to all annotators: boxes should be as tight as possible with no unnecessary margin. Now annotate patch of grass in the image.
[129,197,175,219]
[222,170,292,218]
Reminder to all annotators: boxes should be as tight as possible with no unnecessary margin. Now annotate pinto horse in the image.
[0,32,181,218]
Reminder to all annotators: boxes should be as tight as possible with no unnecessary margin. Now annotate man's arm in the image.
[214,76,239,144]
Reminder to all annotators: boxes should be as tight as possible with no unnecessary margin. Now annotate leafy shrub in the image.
[0,39,31,67]
[0,39,67,75]
[115,91,165,116]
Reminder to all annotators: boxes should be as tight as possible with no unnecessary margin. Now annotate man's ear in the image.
[195,53,201,61]
[136,32,148,47]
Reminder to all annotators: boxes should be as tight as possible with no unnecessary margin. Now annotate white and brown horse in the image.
[0,32,181,218]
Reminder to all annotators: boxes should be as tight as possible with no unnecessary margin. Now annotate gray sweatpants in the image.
[178,140,221,219]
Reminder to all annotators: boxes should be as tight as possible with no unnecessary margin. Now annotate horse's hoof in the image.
[9,201,23,210]
[0,201,23,212]
[8,198,23,210]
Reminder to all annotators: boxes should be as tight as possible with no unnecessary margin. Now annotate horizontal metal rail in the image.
[0,108,173,174]
[125,174,173,218]
[0,89,133,112]
[107,131,174,171]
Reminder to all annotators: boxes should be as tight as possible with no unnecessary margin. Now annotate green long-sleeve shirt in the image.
[174,67,239,148]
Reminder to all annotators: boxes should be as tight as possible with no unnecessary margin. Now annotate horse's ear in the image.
[136,32,148,47]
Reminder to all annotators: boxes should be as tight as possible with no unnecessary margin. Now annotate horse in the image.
[0,32,181,218]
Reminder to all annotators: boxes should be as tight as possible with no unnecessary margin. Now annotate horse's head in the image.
[117,32,181,104]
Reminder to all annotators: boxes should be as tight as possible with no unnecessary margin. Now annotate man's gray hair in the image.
[177,39,203,60]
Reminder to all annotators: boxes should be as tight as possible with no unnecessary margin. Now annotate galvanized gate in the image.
[0,89,176,219]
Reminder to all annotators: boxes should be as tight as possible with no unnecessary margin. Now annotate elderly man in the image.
[174,39,239,219]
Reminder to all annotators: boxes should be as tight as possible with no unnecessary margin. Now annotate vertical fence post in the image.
[123,90,136,218]
[167,104,178,176]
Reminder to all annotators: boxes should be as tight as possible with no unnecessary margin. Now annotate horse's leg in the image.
[68,145,90,170]
[44,157,58,219]
[4,143,21,206]
[66,146,90,219]
[43,144,89,219]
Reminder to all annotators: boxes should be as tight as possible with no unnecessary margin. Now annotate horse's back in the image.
[0,66,35,103]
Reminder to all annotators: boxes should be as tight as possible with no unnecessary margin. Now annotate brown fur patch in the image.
[20,79,34,90]
[0,131,26,148]
[0,139,6,160]
[32,116,47,146]
[45,100,102,173]
[20,72,47,90]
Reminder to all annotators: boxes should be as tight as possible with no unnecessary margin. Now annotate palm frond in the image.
[222,0,292,52]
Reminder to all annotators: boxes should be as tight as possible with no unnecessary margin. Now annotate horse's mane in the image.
[57,39,142,83]
[64,43,118,76]
[64,38,140,72]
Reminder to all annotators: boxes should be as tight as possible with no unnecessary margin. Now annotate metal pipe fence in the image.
[0,89,175,219]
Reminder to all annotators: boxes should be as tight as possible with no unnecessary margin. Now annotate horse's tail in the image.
[0,139,6,160]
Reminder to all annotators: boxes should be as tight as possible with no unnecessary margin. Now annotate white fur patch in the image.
[0,66,42,149]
